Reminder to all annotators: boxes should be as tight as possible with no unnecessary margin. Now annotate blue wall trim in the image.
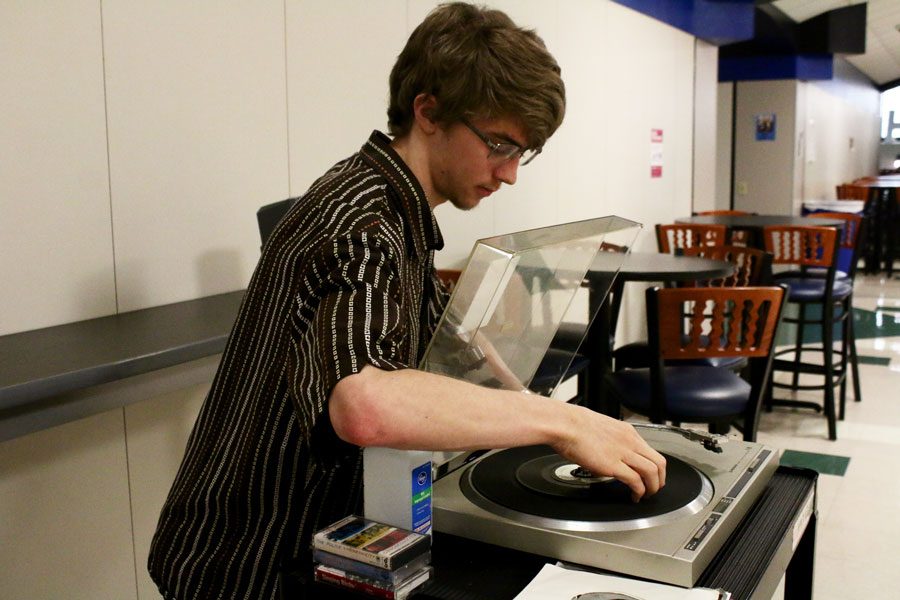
[719,54,834,81]
[612,0,755,45]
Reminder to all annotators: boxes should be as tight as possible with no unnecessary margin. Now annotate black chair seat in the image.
[552,322,614,354]
[608,366,750,420]
[779,267,849,281]
[531,349,590,396]
[614,340,747,371]
[775,276,852,302]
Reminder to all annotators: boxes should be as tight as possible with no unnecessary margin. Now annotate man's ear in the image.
[412,93,439,135]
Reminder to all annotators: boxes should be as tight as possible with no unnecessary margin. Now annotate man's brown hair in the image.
[387,2,565,150]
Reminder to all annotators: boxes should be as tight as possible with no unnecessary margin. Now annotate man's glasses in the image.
[461,118,541,166]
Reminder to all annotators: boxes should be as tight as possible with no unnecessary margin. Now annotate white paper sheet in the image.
[513,564,726,600]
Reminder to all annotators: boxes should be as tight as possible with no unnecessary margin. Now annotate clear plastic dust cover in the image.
[420,216,641,398]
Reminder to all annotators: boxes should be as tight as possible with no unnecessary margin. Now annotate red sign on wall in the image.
[650,128,663,178]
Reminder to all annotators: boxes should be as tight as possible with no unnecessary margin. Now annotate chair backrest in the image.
[656,223,727,253]
[435,269,461,292]
[836,183,869,200]
[805,212,862,249]
[693,210,754,246]
[804,211,864,277]
[257,198,296,247]
[681,245,772,287]
[647,286,785,361]
[762,225,838,270]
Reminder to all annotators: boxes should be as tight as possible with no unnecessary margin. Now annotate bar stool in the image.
[763,225,850,440]
[803,212,865,415]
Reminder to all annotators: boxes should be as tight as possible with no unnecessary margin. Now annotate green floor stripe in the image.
[855,307,900,339]
[876,306,900,313]
[775,307,900,346]
[781,450,850,476]
[857,355,892,366]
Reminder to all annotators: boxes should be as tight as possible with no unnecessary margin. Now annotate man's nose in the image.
[494,156,519,186]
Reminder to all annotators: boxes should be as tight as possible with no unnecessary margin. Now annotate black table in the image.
[289,466,818,600]
[579,252,736,415]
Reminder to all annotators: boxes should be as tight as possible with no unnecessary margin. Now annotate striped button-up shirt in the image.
[148,131,447,600]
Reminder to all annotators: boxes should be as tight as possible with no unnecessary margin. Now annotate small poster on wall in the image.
[650,128,663,178]
[755,113,776,141]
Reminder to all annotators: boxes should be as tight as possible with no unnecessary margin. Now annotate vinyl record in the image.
[460,445,713,532]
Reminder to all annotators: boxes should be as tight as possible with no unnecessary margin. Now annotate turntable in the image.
[433,424,778,587]
[418,218,779,588]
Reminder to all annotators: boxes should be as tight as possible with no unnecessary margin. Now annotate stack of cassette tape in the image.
[312,515,432,599]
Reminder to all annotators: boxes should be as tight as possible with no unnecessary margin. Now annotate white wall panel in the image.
[692,40,719,213]
[554,0,615,226]
[103,0,289,312]
[601,2,695,251]
[126,381,208,600]
[0,411,135,599]
[286,0,407,195]
[560,2,694,342]
[716,83,735,210]
[0,0,115,335]
[802,82,880,201]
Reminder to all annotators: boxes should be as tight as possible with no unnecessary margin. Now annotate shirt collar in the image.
[360,131,444,255]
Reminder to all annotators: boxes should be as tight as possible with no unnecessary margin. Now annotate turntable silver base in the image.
[433,427,779,587]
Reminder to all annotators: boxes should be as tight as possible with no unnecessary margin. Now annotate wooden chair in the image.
[435,269,462,291]
[656,223,727,254]
[605,286,786,441]
[680,245,772,287]
[763,225,850,440]
[613,245,770,373]
[694,210,753,246]
[836,184,869,200]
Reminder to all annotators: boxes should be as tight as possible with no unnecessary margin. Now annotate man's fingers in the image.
[626,452,663,497]
[610,464,646,502]
[629,430,667,490]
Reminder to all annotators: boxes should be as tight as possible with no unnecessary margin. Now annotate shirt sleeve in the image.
[285,224,409,436]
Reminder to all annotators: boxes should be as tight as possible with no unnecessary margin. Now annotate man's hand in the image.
[330,367,665,503]
[552,405,667,502]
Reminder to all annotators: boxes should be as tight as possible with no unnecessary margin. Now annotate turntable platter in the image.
[460,445,713,532]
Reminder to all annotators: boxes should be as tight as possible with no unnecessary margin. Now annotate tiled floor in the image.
[756,273,900,599]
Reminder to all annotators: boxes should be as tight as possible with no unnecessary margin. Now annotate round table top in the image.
[676,214,845,229]
[619,252,734,281]
[588,252,734,282]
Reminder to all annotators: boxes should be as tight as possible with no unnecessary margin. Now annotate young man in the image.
[149,3,666,599]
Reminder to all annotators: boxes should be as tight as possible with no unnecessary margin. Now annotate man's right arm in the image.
[328,365,665,501]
